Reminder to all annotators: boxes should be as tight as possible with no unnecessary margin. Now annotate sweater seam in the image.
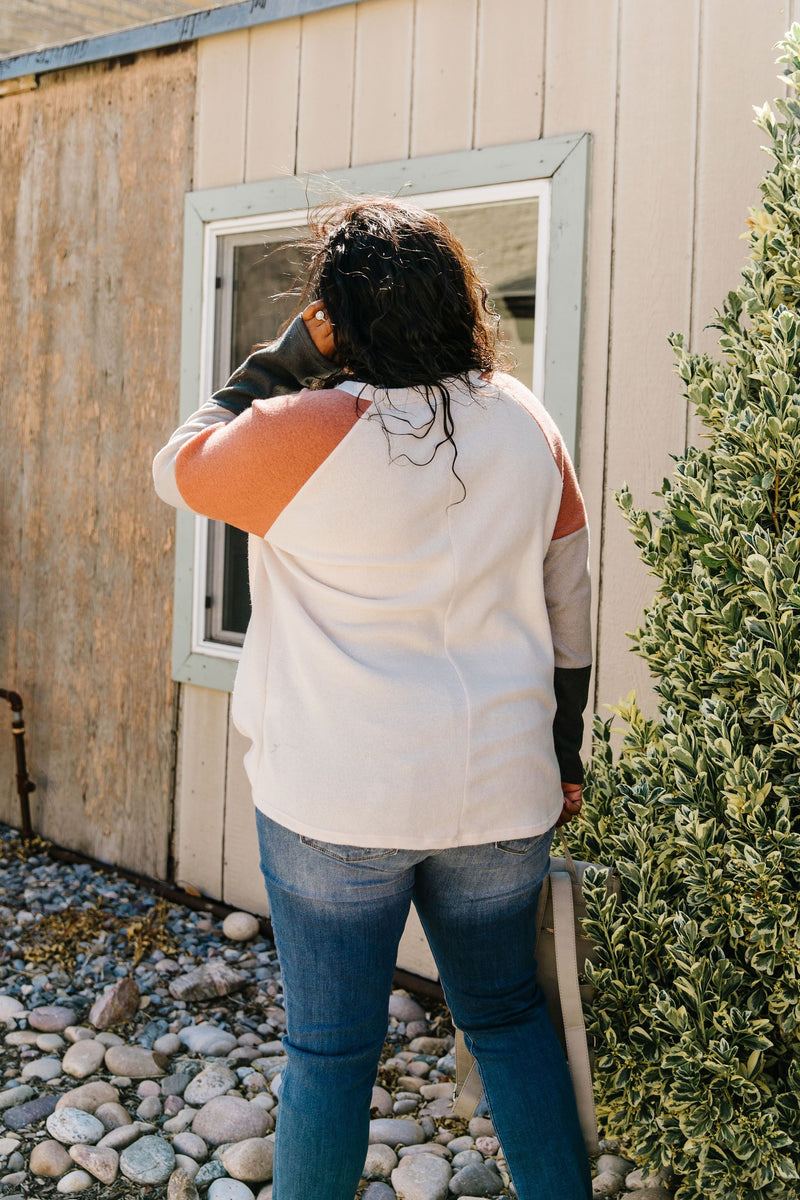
[443,478,472,839]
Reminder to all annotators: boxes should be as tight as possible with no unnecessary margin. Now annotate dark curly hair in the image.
[299,196,509,387]
[294,196,511,498]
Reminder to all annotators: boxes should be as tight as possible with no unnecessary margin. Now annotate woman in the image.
[153,197,593,1200]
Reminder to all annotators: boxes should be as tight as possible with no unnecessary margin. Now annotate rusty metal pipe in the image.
[0,689,35,842]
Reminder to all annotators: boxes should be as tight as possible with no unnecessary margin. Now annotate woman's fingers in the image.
[302,301,337,359]
[556,782,583,828]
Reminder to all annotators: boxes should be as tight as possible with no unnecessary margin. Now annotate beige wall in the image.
[0,46,195,875]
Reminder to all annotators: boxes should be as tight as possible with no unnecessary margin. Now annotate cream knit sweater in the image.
[154,319,591,849]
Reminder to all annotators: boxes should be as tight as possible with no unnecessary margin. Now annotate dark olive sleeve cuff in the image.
[553,664,591,783]
[212,316,336,413]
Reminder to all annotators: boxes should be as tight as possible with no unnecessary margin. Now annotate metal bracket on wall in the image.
[0,689,36,841]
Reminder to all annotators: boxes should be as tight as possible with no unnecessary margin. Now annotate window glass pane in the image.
[230,238,306,372]
[212,194,540,645]
[430,196,537,387]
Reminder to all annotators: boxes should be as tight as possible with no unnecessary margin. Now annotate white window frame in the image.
[172,135,590,691]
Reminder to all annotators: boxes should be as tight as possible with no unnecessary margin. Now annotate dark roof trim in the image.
[0,0,363,82]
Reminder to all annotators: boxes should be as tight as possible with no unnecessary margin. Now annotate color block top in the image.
[154,318,591,849]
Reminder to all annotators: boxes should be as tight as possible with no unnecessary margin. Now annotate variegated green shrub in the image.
[568,28,800,1200]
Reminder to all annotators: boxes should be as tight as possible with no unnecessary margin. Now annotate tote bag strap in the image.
[550,867,598,1153]
[452,1028,483,1119]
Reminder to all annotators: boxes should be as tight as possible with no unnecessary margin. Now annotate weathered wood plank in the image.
[0,48,195,873]
[195,29,249,189]
[222,719,268,914]
[543,0,619,730]
[410,0,477,158]
[474,0,544,147]
[296,4,357,173]
[351,0,414,166]
[173,685,228,898]
[599,0,700,715]
[245,18,302,181]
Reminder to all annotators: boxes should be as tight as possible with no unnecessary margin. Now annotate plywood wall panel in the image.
[0,48,195,873]
[246,18,302,181]
[195,29,249,188]
[598,0,700,715]
[173,685,228,898]
[351,0,414,166]
[296,5,357,173]
[543,0,618,729]
[411,0,477,158]
[474,0,544,147]
[222,720,268,914]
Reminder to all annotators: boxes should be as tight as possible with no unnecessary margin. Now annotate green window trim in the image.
[172,134,590,692]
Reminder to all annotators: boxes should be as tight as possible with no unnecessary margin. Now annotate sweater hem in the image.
[250,798,564,852]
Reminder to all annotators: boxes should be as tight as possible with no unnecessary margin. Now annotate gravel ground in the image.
[0,824,671,1200]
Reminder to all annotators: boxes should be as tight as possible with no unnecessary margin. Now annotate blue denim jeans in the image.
[255,811,592,1200]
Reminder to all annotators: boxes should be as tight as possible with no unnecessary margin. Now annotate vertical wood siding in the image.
[0,46,195,875]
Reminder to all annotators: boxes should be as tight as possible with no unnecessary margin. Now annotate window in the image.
[173,136,589,690]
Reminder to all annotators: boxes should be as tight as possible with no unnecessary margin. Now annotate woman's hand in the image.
[556,782,582,828]
[302,301,337,360]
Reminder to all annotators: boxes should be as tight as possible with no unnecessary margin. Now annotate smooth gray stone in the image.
[368,1119,426,1148]
[392,1152,452,1200]
[119,1134,176,1184]
[4,1094,58,1130]
[195,1159,228,1186]
[363,1184,398,1200]
[46,1107,104,1145]
[448,1160,504,1197]
[0,1088,35,1113]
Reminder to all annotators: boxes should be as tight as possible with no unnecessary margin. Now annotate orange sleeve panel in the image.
[174,387,364,538]
[494,373,587,541]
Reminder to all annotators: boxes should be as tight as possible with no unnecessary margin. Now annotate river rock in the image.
[169,962,247,1003]
[192,1096,270,1146]
[56,1082,119,1113]
[363,1142,399,1181]
[94,1101,133,1129]
[449,1160,504,1196]
[184,1064,237,1106]
[173,1131,208,1161]
[155,1033,183,1056]
[389,994,426,1023]
[28,1006,76,1033]
[593,1170,625,1197]
[208,1180,256,1200]
[179,1024,239,1056]
[89,978,140,1030]
[195,1159,228,1186]
[0,1086,35,1112]
[30,1139,73,1177]
[69,1143,120,1184]
[21,1055,62,1080]
[399,1144,452,1160]
[46,1108,105,1146]
[221,1136,275,1183]
[168,1167,201,1200]
[0,996,26,1021]
[371,1086,394,1118]
[98,1120,156,1150]
[369,1119,426,1148]
[3,1093,58,1129]
[62,1039,107,1079]
[104,1045,167,1077]
[222,912,260,942]
[119,1134,176,1184]
[363,1186,397,1200]
[56,1169,94,1193]
[392,1151,452,1200]
[625,1191,673,1200]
